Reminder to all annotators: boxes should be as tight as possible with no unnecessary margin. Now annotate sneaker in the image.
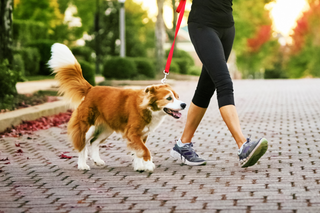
[170,142,207,166]
[238,138,268,168]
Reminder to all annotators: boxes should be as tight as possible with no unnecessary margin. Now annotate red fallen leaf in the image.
[0,157,9,161]
[0,110,73,137]
[5,162,10,164]
[16,149,23,153]
[59,154,72,159]
[15,143,21,147]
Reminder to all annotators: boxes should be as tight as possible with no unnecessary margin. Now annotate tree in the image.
[85,0,154,59]
[233,0,279,78]
[0,0,18,109]
[14,0,83,44]
[156,0,166,73]
[286,0,320,78]
[0,0,13,64]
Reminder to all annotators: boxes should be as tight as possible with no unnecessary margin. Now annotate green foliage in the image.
[132,58,155,78]
[27,40,55,75]
[171,58,188,74]
[188,66,201,76]
[285,1,320,78]
[0,60,18,110]
[14,0,83,45]
[12,54,25,77]
[85,0,155,58]
[103,57,137,80]
[71,46,94,63]
[17,47,41,76]
[168,61,180,74]
[78,60,96,86]
[233,0,277,78]
[165,49,195,74]
[13,20,48,46]
[166,49,195,66]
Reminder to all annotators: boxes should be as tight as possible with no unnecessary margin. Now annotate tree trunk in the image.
[0,0,13,66]
[171,0,178,56]
[155,0,165,73]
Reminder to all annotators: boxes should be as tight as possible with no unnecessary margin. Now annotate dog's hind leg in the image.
[77,126,95,170]
[89,125,113,166]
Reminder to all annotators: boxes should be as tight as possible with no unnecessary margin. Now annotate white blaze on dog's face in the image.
[144,84,186,119]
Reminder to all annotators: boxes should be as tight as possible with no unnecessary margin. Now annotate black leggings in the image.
[189,22,235,108]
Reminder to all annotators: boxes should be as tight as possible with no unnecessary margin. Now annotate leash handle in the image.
[162,0,186,83]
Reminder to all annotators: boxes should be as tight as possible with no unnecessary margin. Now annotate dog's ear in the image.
[145,85,156,94]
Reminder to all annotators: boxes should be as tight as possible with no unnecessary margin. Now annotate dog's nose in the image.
[181,103,186,109]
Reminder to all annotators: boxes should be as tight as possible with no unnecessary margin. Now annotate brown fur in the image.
[53,63,178,163]
[53,62,92,107]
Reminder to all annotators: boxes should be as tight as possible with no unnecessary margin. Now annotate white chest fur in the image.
[142,111,166,136]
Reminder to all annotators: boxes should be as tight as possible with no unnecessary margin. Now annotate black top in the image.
[188,0,234,28]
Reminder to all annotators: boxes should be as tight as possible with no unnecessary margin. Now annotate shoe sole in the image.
[241,138,268,168]
[170,149,207,166]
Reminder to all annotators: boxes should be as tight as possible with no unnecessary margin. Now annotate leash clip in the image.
[161,70,169,84]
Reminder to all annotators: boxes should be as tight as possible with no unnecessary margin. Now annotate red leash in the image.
[161,0,186,84]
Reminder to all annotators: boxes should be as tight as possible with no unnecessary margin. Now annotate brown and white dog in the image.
[48,43,186,172]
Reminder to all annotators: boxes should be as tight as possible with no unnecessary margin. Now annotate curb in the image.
[0,100,70,133]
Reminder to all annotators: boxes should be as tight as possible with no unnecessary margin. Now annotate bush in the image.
[166,49,194,65]
[28,40,55,75]
[172,58,189,74]
[17,47,41,76]
[13,54,25,77]
[78,60,96,86]
[264,69,288,79]
[71,46,94,63]
[165,49,195,74]
[188,66,202,76]
[13,20,48,46]
[103,57,137,80]
[168,61,180,74]
[132,58,155,78]
[0,60,18,110]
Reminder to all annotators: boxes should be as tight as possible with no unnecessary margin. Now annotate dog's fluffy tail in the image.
[48,43,92,107]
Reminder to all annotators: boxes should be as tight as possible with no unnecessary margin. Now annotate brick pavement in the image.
[1,79,320,213]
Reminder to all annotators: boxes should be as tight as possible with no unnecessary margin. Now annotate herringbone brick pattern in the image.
[1,79,320,212]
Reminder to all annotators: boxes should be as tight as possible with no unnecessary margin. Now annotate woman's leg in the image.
[219,105,246,148]
[180,102,207,143]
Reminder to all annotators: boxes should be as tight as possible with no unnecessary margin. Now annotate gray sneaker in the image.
[238,138,268,168]
[170,142,206,166]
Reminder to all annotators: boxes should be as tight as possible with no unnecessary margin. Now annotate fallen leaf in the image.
[59,154,72,159]
[0,110,73,137]
[16,149,23,153]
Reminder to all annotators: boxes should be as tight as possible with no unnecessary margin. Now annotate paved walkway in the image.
[1,79,320,212]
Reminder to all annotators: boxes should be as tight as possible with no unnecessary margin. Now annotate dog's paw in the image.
[78,163,90,170]
[93,158,106,166]
[133,157,155,172]
[144,160,155,172]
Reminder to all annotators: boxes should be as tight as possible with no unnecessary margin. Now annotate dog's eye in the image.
[166,96,172,101]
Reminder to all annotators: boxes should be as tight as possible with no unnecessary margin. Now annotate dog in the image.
[48,43,186,172]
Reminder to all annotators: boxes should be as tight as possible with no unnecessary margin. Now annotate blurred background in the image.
[0,0,319,110]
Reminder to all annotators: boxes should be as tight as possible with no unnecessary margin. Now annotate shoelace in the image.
[179,143,199,162]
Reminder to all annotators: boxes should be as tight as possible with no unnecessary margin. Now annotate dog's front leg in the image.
[127,134,155,172]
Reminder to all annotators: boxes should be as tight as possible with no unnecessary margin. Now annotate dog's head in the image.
[143,84,186,119]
